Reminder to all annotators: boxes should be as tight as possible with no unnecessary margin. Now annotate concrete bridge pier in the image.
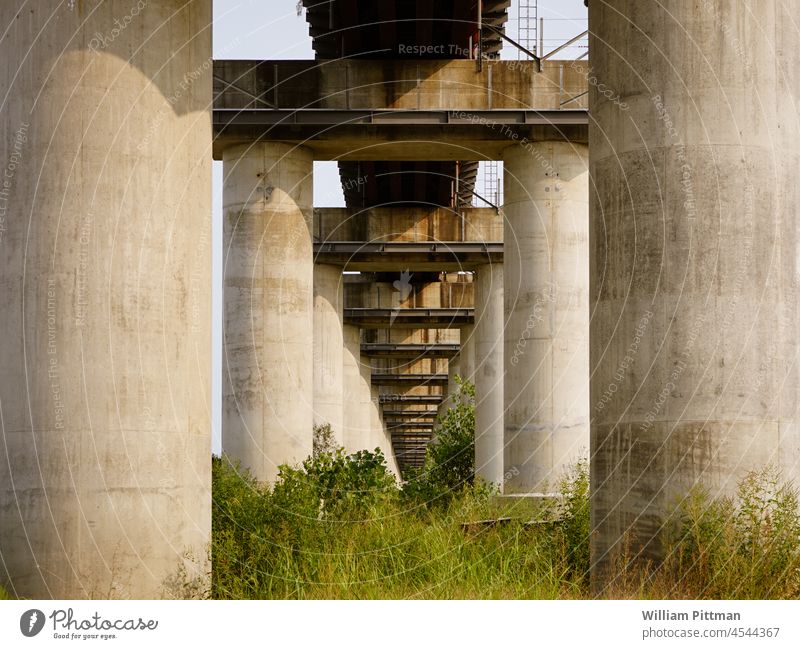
[458,324,476,386]
[589,0,800,585]
[474,263,505,487]
[503,142,590,496]
[223,142,314,483]
[0,0,212,598]
[313,264,345,445]
[342,324,369,452]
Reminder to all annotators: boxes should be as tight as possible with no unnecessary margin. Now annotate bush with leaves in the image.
[211,445,400,598]
[543,458,590,588]
[403,377,479,505]
[661,466,800,599]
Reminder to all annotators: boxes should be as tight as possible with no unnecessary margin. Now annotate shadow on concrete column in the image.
[0,0,212,599]
[313,264,345,445]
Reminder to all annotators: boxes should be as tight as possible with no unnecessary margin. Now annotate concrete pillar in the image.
[369,384,400,477]
[223,142,314,483]
[503,142,590,495]
[458,324,476,385]
[0,0,211,599]
[359,354,378,451]
[442,355,462,416]
[313,264,344,445]
[343,325,368,452]
[589,0,800,581]
[474,263,505,486]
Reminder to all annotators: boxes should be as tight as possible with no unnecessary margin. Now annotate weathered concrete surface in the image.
[214,59,588,112]
[0,0,212,599]
[459,324,477,385]
[223,142,314,483]
[213,60,588,160]
[343,325,369,452]
[474,263,505,486]
[344,277,474,310]
[313,264,344,444]
[369,384,400,478]
[314,207,502,243]
[503,142,590,495]
[589,0,800,584]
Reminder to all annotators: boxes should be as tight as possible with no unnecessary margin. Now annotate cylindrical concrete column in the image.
[359,354,378,451]
[503,142,590,495]
[343,325,369,452]
[589,1,800,581]
[440,355,462,420]
[313,264,344,445]
[474,263,505,486]
[0,0,211,599]
[223,142,314,483]
[458,324,476,385]
[369,384,399,477]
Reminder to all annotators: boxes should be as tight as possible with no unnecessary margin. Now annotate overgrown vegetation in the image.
[635,467,800,599]
[211,451,588,599]
[401,377,479,505]
[210,379,800,599]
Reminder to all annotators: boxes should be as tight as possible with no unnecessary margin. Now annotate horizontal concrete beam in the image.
[387,420,436,428]
[314,241,502,271]
[371,373,449,386]
[213,108,587,160]
[214,59,586,111]
[391,432,435,438]
[361,343,461,359]
[316,207,501,244]
[379,394,444,404]
[382,410,440,418]
[345,308,474,328]
[213,59,588,158]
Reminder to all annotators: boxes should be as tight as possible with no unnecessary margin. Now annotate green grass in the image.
[205,384,800,600]
[210,454,588,599]
[209,452,800,600]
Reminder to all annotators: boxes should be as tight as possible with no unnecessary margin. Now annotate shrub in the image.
[661,466,800,599]
[403,377,478,505]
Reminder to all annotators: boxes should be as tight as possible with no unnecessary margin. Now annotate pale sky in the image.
[210,0,588,453]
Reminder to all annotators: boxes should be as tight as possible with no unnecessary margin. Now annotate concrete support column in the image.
[474,263,505,486]
[313,264,344,445]
[589,0,800,581]
[369,384,398,476]
[440,355,462,420]
[359,354,377,450]
[342,325,367,452]
[223,142,314,483]
[458,324,476,385]
[503,142,590,495]
[0,0,212,598]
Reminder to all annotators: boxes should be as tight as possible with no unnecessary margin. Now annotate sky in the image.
[209,0,588,453]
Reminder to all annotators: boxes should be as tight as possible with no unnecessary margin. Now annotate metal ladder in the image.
[483,160,500,208]
[518,0,539,58]
[475,0,540,208]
